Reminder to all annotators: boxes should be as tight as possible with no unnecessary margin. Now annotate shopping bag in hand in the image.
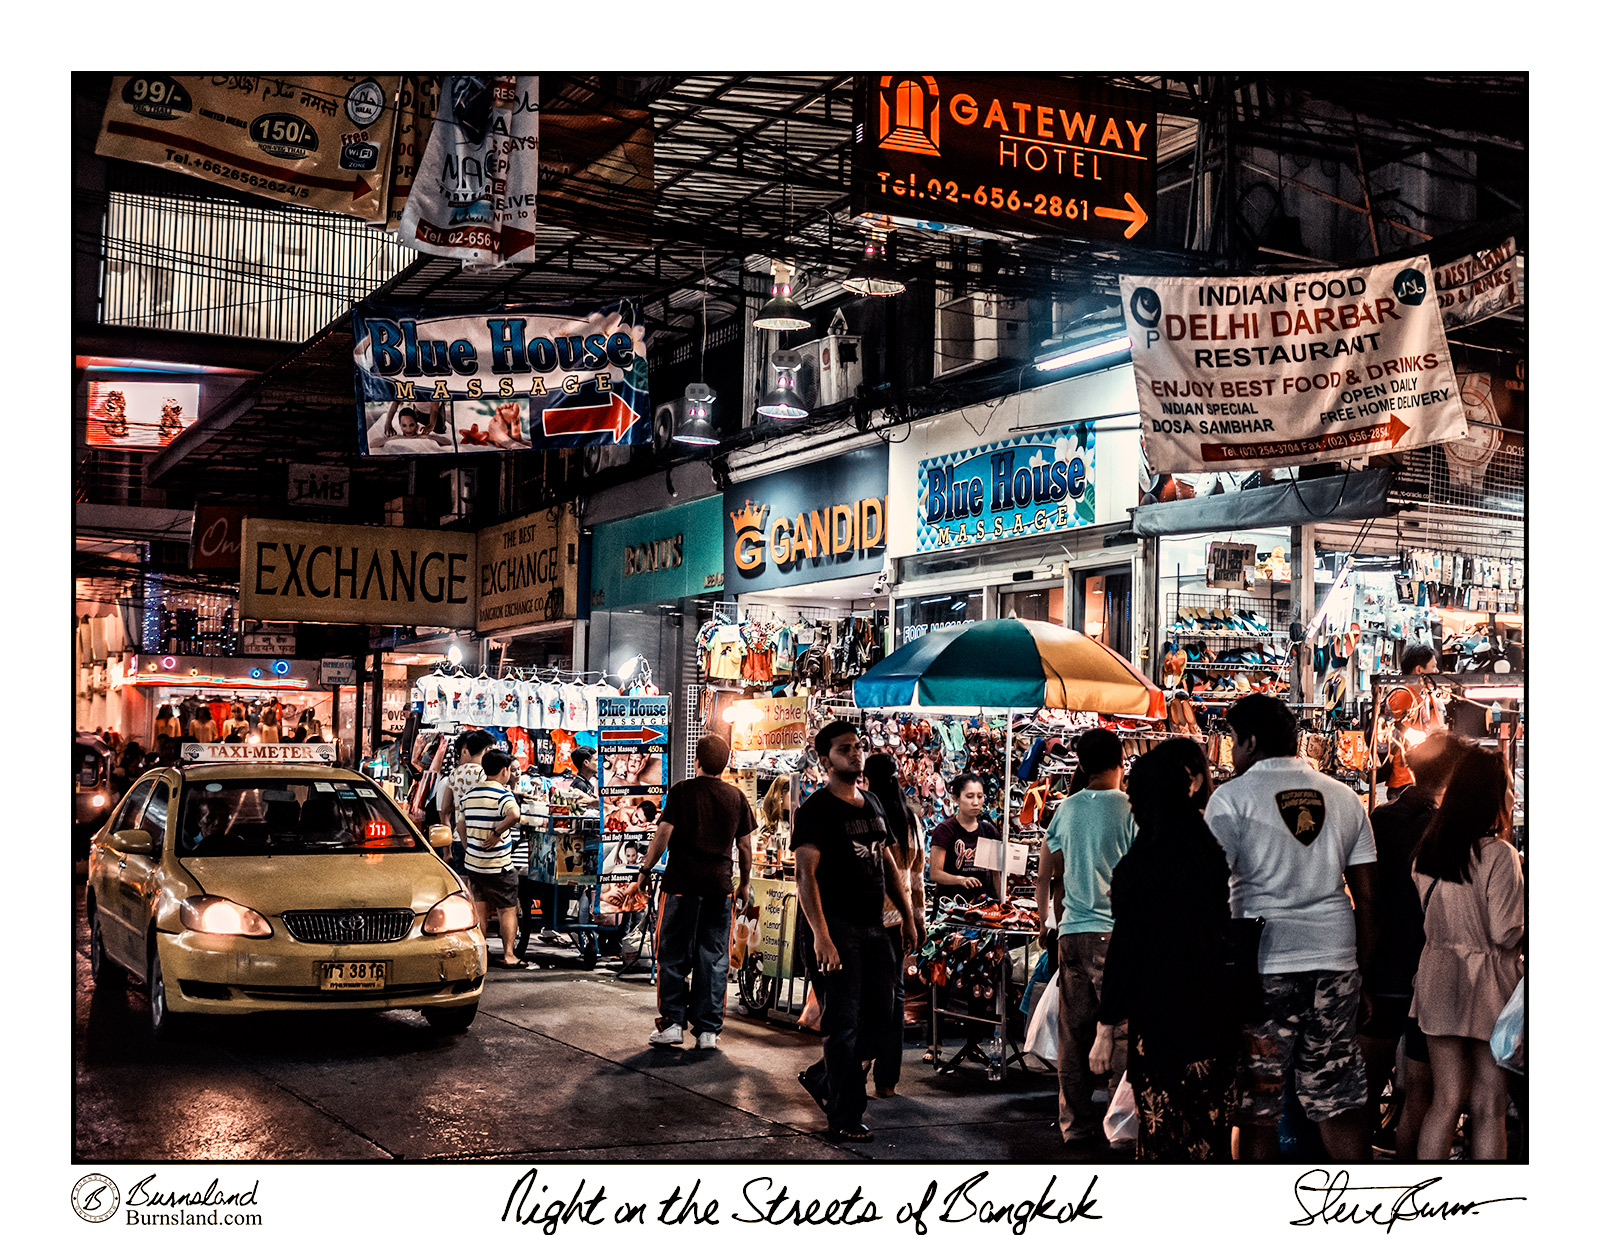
[1103,1072,1137,1148]
[1022,971,1059,1065]
[1490,978,1524,1074]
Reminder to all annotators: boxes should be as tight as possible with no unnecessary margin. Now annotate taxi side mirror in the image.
[111,828,154,856]
[428,825,454,851]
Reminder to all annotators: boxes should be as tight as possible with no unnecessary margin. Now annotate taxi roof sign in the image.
[181,742,338,764]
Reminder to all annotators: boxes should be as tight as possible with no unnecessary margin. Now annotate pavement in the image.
[72,883,1094,1163]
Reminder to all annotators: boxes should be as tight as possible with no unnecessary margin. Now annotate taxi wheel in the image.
[146,944,192,1040]
[88,904,122,989]
[421,1002,479,1034]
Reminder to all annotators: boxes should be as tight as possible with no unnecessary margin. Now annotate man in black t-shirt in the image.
[623,734,755,1051]
[793,720,917,1143]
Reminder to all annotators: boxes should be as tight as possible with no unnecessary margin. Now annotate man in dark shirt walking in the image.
[793,720,918,1143]
[623,735,755,1050]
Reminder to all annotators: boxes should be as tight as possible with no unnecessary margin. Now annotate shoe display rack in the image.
[1162,591,1293,702]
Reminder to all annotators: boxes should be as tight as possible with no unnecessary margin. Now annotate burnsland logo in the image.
[730,497,887,575]
[878,75,941,155]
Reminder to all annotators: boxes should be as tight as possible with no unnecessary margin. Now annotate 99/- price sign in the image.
[852,74,1157,242]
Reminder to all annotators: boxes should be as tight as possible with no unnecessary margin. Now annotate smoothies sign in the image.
[1122,257,1468,472]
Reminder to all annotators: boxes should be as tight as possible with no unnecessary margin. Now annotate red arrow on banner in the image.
[106,121,375,202]
[1200,414,1411,464]
[542,391,640,443]
[604,727,666,744]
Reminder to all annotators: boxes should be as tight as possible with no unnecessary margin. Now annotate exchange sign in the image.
[852,74,1157,242]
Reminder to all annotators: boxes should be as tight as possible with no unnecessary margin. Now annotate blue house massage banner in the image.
[1121,257,1467,472]
[354,300,651,456]
[916,426,1095,553]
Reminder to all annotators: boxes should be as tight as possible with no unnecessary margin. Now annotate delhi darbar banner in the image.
[1121,257,1468,472]
[95,75,401,222]
[353,299,650,456]
[1434,237,1521,331]
[397,75,538,265]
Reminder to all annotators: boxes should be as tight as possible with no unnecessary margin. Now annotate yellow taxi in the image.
[86,741,486,1037]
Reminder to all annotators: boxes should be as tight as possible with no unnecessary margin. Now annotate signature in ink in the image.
[1292,1171,1526,1231]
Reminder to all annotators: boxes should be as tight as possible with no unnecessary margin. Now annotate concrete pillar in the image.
[1289,525,1316,705]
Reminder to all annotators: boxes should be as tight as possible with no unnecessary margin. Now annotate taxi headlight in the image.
[180,895,273,938]
[422,893,477,935]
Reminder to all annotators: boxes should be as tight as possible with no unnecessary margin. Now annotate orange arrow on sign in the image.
[1093,192,1149,239]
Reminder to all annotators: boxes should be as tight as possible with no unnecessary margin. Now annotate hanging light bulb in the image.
[754,259,808,331]
[757,349,809,420]
[673,382,719,445]
[841,228,906,296]
[447,643,463,666]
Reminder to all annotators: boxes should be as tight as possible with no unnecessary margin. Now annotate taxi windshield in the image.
[177,779,421,856]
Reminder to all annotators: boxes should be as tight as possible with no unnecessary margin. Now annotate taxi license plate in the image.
[319,961,388,990]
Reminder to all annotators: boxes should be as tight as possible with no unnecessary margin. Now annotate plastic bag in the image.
[1490,978,1524,1073]
[1103,1072,1138,1148]
[1022,971,1059,1065]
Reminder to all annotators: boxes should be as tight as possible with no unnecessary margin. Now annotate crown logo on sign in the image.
[729,501,770,535]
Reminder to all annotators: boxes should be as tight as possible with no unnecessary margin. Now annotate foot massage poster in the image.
[353,299,651,456]
[596,695,670,915]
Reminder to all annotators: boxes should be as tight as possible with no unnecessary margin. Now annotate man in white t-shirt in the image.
[1205,693,1378,1162]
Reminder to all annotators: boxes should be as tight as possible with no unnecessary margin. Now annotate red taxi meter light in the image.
[364,819,393,841]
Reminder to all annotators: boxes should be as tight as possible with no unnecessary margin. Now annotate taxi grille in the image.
[280,908,415,944]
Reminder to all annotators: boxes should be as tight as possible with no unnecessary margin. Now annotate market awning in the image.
[1130,468,1392,538]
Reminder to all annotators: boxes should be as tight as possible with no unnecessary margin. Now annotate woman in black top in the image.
[1088,738,1237,1161]
[927,773,1000,912]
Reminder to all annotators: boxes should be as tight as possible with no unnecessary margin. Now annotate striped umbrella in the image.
[854,618,1164,717]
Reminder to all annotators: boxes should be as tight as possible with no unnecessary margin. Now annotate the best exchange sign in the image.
[1122,257,1468,472]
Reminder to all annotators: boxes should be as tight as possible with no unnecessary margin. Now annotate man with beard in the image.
[793,721,917,1143]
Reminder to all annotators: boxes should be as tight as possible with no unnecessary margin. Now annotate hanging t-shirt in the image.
[492,683,521,727]
[551,729,578,775]
[208,700,231,730]
[773,626,796,676]
[706,625,744,680]
[535,683,565,729]
[415,674,445,727]
[1204,756,1378,973]
[506,727,535,769]
[560,683,589,729]
[443,681,471,726]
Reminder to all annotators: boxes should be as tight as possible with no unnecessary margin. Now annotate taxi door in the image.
[92,780,153,968]
[111,776,173,966]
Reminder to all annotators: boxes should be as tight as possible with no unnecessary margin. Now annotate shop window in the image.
[1073,567,1132,660]
[896,589,982,644]
[1001,586,1063,624]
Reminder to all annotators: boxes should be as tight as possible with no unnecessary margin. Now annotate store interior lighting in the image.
[753,259,809,331]
[447,643,463,666]
[1035,335,1132,373]
[756,349,809,420]
[673,382,720,445]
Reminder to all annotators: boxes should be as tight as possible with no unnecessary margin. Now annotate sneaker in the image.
[648,1023,684,1047]
[695,1032,720,1050]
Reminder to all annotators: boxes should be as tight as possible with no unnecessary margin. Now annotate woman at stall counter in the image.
[928,773,1000,913]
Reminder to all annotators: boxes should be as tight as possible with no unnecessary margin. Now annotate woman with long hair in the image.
[1410,747,1524,1160]
[927,772,1000,913]
[1087,738,1238,1161]
[864,752,926,1098]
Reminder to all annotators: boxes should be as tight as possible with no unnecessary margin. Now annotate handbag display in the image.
[1224,916,1266,1020]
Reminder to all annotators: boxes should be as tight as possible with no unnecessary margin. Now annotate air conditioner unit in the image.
[652,399,681,452]
[765,335,861,410]
[935,293,1030,378]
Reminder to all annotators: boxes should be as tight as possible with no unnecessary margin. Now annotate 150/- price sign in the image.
[851,75,1157,242]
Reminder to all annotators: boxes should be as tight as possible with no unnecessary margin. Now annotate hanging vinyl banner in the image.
[353,300,651,456]
[396,74,538,266]
[1122,257,1468,473]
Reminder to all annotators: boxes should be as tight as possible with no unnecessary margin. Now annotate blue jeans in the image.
[656,891,734,1035]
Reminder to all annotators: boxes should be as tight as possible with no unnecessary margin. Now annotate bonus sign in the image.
[852,74,1157,243]
[1122,257,1469,473]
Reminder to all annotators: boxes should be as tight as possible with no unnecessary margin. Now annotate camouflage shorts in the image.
[1236,969,1367,1126]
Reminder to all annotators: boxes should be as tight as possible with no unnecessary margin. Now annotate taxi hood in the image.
[178,853,464,916]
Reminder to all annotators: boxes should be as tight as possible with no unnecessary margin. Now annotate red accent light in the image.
[364,819,393,840]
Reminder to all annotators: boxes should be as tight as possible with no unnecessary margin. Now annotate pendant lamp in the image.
[673,382,719,445]
[841,228,906,297]
[756,349,808,420]
[754,259,809,331]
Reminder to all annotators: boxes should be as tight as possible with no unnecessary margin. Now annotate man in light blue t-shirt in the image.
[1036,728,1134,1145]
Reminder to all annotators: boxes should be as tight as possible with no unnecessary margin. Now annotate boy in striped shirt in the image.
[461,749,527,969]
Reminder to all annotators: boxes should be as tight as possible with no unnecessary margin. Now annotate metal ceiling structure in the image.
[129,72,1526,496]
